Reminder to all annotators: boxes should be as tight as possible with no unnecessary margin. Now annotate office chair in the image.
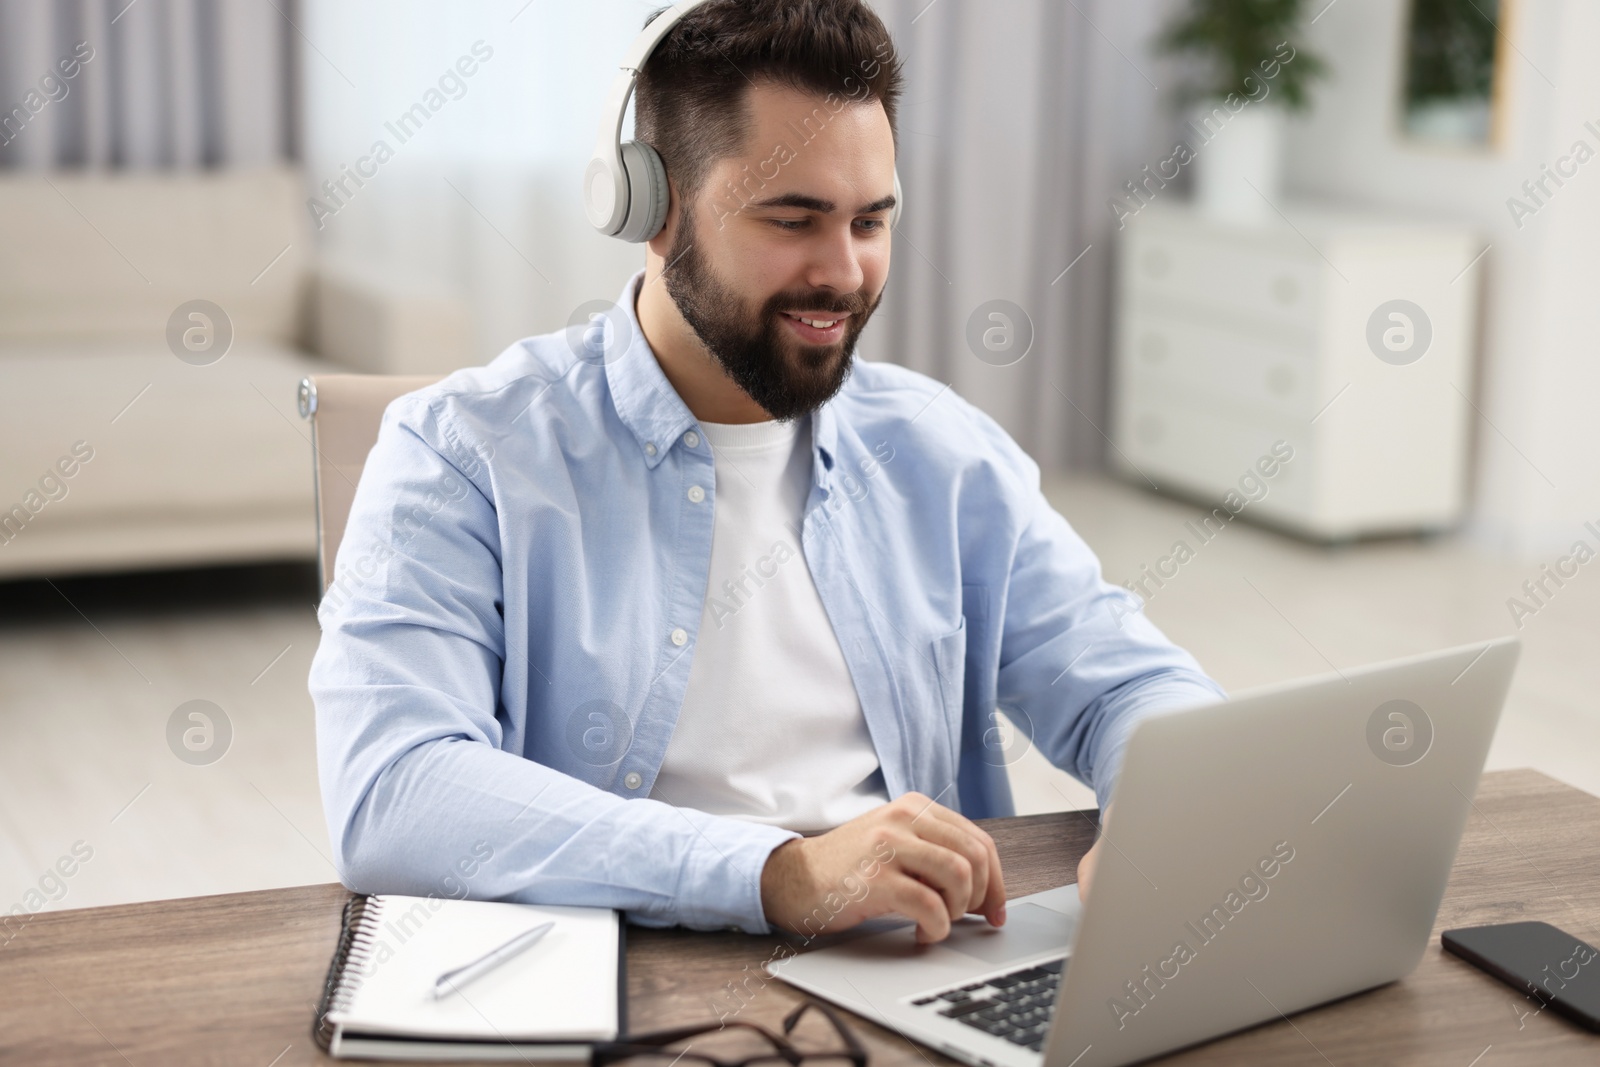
[297,374,442,594]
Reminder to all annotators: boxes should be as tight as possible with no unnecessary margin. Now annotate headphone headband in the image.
[583,0,902,242]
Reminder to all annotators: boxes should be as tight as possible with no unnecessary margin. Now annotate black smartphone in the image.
[1441,921,1600,1033]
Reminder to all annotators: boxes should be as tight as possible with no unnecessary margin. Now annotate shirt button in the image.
[670,627,688,646]
[687,485,705,503]
[644,442,658,457]
[683,431,700,448]
[624,772,643,790]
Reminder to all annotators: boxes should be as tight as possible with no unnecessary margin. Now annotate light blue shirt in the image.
[310,268,1225,934]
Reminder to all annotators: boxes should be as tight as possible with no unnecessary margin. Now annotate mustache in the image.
[766,291,871,317]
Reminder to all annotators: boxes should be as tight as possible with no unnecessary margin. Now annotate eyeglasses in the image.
[593,1000,868,1067]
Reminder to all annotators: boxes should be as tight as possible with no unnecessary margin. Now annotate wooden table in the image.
[3,769,1597,1065]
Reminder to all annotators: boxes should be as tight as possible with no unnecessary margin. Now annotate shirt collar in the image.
[605,268,839,482]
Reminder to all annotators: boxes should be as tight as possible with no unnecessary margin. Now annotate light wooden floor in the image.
[2,473,1595,915]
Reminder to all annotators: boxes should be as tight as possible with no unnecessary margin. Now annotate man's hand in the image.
[1075,804,1111,901]
[760,792,1007,944]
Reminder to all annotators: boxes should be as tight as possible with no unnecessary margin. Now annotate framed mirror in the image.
[1401,0,1513,149]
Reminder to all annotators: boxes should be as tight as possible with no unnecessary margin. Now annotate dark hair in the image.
[634,0,904,207]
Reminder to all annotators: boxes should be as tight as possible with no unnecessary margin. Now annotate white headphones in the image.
[583,0,902,243]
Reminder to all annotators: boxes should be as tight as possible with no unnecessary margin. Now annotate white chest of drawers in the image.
[1110,200,1482,540]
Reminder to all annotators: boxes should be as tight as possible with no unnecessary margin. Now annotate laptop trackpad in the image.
[941,902,1076,966]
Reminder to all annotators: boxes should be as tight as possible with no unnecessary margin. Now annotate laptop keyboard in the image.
[908,958,1066,1051]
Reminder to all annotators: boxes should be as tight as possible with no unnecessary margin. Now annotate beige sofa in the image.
[0,167,472,579]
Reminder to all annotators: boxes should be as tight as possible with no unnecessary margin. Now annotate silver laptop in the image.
[768,637,1520,1067]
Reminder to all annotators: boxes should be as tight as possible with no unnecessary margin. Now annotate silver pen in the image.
[430,920,556,1000]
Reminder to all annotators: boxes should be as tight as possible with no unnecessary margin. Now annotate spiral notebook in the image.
[313,894,625,1061]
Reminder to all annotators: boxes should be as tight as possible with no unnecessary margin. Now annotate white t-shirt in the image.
[648,413,890,832]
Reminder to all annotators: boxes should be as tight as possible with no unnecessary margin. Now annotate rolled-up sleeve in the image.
[309,397,798,932]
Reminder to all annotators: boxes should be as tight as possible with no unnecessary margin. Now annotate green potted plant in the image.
[1155,0,1329,222]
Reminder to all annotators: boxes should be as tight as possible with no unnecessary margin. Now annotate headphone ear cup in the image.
[891,169,903,230]
[618,140,670,243]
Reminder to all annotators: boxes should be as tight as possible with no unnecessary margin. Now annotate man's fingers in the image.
[886,873,951,943]
[892,836,974,922]
[912,804,1006,921]
[1076,838,1101,901]
[1076,804,1110,901]
[969,821,1006,921]
[902,814,991,917]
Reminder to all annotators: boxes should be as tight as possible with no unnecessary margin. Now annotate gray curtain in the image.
[862,0,1178,472]
[0,0,295,169]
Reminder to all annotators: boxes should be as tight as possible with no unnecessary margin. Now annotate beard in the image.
[662,201,881,422]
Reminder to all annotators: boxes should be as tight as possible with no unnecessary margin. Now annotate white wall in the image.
[300,1,652,363]
[1283,0,1600,560]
